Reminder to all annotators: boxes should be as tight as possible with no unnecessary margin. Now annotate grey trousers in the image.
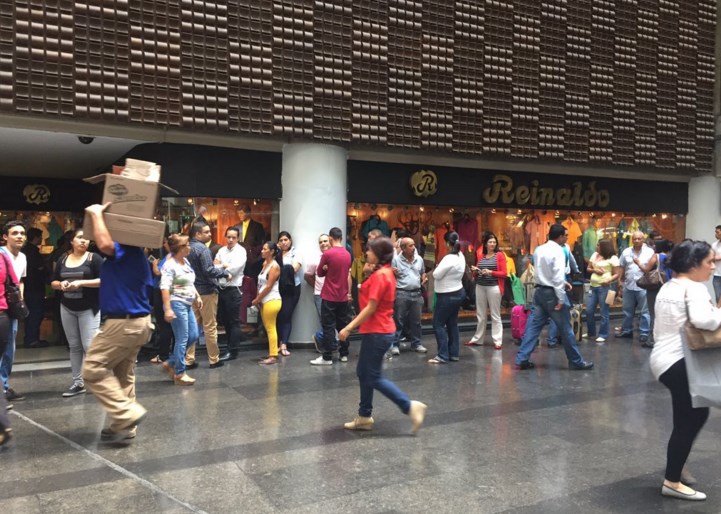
[60,304,100,386]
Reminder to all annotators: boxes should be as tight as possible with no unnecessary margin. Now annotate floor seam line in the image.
[10,410,208,514]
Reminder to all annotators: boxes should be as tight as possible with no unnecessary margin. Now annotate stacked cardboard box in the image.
[82,159,175,249]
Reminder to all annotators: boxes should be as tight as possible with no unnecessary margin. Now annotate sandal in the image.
[428,357,447,364]
[463,340,480,346]
[279,345,291,357]
[150,355,164,364]
[259,356,278,365]
[160,361,175,379]
[0,428,12,447]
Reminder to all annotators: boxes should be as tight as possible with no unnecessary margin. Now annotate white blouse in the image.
[432,253,465,293]
[650,278,721,379]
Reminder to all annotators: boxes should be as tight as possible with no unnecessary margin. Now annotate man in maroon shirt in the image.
[311,227,352,365]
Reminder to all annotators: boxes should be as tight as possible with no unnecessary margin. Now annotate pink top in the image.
[0,251,20,311]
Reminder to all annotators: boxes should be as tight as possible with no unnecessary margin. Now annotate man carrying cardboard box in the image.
[82,203,154,443]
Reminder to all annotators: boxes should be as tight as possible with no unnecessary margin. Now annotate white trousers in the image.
[470,284,503,345]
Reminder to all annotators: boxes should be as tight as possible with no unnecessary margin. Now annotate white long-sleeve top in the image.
[432,252,465,293]
[532,240,567,303]
[650,278,721,379]
[215,243,247,288]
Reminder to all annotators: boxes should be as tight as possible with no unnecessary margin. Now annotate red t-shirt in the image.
[359,265,396,334]
[318,246,351,302]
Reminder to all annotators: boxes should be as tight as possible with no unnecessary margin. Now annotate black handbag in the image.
[1,252,29,320]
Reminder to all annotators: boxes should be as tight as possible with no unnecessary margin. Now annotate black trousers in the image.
[218,286,242,353]
[321,300,352,360]
[0,312,11,431]
[152,288,174,360]
[277,284,301,344]
[658,359,710,482]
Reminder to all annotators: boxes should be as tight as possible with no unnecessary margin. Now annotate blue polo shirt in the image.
[99,243,152,315]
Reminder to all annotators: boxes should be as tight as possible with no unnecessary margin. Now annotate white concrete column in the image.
[686,175,721,241]
[687,175,721,296]
[280,143,348,343]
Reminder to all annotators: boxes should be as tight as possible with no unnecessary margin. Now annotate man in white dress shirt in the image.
[616,231,654,344]
[215,227,247,360]
[515,224,593,370]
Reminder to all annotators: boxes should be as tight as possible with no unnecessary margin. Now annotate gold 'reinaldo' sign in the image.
[410,169,438,197]
[482,174,610,208]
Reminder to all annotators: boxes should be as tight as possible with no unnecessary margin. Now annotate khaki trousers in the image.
[186,292,220,365]
[83,316,153,431]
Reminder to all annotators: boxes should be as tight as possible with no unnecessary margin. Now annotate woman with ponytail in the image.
[339,237,427,433]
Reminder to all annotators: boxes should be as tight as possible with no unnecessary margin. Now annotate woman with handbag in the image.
[50,229,103,397]
[253,242,282,365]
[465,232,507,349]
[585,239,620,343]
[637,239,674,348]
[275,231,302,357]
[0,249,20,445]
[650,239,721,501]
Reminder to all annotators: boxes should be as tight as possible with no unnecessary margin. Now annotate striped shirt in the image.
[476,254,498,287]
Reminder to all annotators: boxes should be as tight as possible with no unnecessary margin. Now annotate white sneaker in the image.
[413,345,428,353]
[310,356,332,366]
[581,333,589,339]
[339,355,348,362]
[595,337,606,342]
[391,346,400,356]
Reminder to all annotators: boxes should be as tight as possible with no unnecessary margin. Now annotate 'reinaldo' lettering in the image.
[482,175,610,208]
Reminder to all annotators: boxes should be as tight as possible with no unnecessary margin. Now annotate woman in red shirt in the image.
[339,237,427,432]
[0,250,20,446]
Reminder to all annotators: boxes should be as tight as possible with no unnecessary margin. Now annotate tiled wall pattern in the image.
[0,0,716,171]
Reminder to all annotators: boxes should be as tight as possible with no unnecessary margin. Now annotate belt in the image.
[104,313,149,319]
[398,288,421,293]
[537,285,554,289]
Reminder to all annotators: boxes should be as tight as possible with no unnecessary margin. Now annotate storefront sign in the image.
[482,174,610,208]
[22,184,51,205]
[347,160,688,214]
[410,169,438,197]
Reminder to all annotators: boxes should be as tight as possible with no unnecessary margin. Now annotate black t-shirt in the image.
[52,252,103,312]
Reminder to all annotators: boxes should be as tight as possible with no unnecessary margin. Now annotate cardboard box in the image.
[83,174,177,219]
[83,212,166,249]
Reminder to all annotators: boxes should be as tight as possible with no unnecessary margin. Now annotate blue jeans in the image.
[621,288,650,336]
[585,286,610,339]
[433,289,465,362]
[516,287,585,366]
[0,319,18,391]
[169,301,199,375]
[713,277,721,303]
[546,290,574,345]
[356,333,411,417]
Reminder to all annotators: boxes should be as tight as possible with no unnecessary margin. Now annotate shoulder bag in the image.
[636,259,666,291]
[1,252,29,320]
[683,289,721,351]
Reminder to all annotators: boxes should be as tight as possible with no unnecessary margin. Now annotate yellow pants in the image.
[261,299,282,357]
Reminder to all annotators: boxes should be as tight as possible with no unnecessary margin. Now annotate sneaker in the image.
[339,355,348,362]
[5,388,25,402]
[62,384,87,397]
[5,403,12,411]
[344,416,374,431]
[595,337,606,343]
[391,346,400,356]
[100,425,137,442]
[408,400,427,433]
[581,333,588,339]
[413,344,428,353]
[310,356,333,366]
[312,333,322,353]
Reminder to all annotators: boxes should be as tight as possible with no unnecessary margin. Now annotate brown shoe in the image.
[160,361,175,379]
[173,373,196,386]
[344,416,374,431]
[259,356,278,365]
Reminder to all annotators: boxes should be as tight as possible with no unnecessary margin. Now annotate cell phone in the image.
[148,255,157,263]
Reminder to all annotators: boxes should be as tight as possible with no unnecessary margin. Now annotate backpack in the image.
[278,264,296,296]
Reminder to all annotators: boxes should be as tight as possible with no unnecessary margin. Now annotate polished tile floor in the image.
[1,328,720,513]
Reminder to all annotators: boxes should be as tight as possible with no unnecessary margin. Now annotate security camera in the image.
[78,136,95,145]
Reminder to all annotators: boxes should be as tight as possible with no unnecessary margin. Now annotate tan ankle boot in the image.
[344,416,374,430]
[174,373,196,386]
[408,401,427,433]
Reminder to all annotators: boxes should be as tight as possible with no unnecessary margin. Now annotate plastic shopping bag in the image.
[683,343,721,408]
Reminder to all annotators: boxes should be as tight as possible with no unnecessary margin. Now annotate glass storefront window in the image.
[160,197,279,245]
